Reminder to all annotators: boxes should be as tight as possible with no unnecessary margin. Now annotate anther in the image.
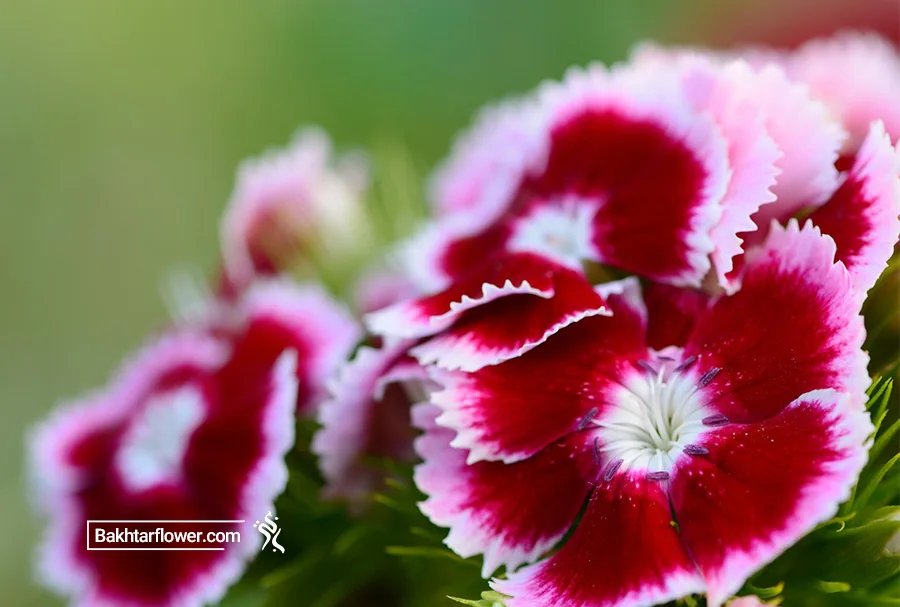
[657,355,675,362]
[592,437,602,466]
[673,355,697,372]
[577,407,599,431]
[702,413,729,427]
[647,471,670,481]
[697,367,721,388]
[682,444,709,456]
[602,458,624,482]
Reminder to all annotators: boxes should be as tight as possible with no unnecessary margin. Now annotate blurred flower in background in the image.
[220,128,371,298]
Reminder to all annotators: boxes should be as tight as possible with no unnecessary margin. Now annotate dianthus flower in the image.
[220,127,369,296]
[29,279,358,607]
[414,222,873,607]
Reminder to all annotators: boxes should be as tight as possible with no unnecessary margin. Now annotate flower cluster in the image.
[29,31,900,607]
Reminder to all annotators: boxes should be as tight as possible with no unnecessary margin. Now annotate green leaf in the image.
[872,418,900,463]
[385,545,474,565]
[855,452,900,513]
[447,590,509,607]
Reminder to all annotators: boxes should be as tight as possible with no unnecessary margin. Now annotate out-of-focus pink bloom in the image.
[352,267,419,315]
[415,222,872,607]
[787,32,900,154]
[220,127,370,296]
[312,339,434,505]
[29,279,358,607]
[223,279,361,416]
[30,331,296,607]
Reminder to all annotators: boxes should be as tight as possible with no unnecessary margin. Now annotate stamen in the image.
[697,367,721,388]
[682,444,709,456]
[702,413,729,427]
[634,360,657,375]
[592,437,602,466]
[673,355,697,372]
[577,407,600,431]
[647,471,670,481]
[657,355,675,362]
[602,458,623,482]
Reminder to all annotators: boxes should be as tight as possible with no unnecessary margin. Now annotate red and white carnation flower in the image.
[29,279,359,607]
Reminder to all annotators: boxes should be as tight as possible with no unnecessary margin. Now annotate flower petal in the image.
[789,31,900,152]
[353,267,418,314]
[531,64,729,286]
[231,278,361,414]
[429,96,544,222]
[366,252,592,340]
[312,341,424,504]
[410,259,609,372]
[685,220,869,423]
[671,389,872,607]
[30,332,298,607]
[731,63,845,258]
[698,61,781,292]
[631,51,783,292]
[431,278,646,464]
[413,404,595,578]
[493,471,704,607]
[642,281,712,351]
[220,127,369,293]
[413,62,731,288]
[808,121,900,294]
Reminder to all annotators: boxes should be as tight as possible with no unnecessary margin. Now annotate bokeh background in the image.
[1,1,896,604]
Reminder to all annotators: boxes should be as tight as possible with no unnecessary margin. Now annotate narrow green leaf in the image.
[872,418,900,463]
[385,545,469,563]
[854,452,900,513]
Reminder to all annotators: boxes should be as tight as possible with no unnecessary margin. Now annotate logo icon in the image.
[253,511,285,553]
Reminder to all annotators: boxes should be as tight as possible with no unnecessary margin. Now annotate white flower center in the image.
[594,357,717,476]
[507,198,599,269]
[116,386,206,492]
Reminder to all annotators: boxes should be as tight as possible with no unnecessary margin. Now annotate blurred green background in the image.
[1,1,894,604]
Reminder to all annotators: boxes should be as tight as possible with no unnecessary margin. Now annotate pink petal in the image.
[809,121,900,294]
[367,252,552,339]
[353,267,419,314]
[220,127,368,294]
[413,404,595,578]
[366,252,592,340]
[409,258,609,372]
[684,220,869,423]
[230,278,361,415]
[630,50,782,292]
[671,389,872,607]
[733,63,845,251]
[30,331,299,607]
[409,62,732,289]
[430,279,647,464]
[429,96,545,222]
[493,471,704,607]
[698,61,781,292]
[312,341,424,504]
[529,64,730,286]
[789,31,900,153]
